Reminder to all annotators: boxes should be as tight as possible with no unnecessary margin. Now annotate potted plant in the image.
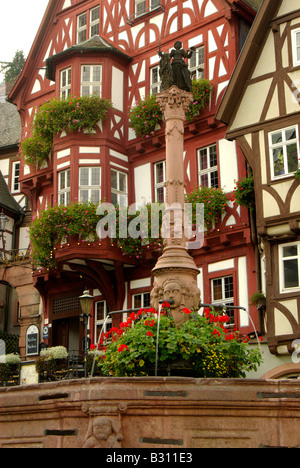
[35,346,69,381]
[232,174,255,210]
[99,306,262,378]
[250,292,266,310]
[0,354,21,386]
[294,168,300,182]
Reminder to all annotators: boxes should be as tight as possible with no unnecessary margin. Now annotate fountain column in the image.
[151,85,201,326]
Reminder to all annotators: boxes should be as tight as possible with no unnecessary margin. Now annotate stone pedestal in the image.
[151,86,200,325]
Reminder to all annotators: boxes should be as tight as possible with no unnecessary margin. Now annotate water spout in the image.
[155,299,175,377]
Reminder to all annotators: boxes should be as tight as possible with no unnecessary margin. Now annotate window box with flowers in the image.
[128,79,213,139]
[98,306,262,378]
[20,95,112,168]
[29,201,164,270]
[184,186,228,233]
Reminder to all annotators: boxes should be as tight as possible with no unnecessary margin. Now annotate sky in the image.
[0,0,49,82]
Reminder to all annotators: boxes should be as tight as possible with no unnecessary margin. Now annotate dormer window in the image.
[60,67,71,99]
[77,6,100,44]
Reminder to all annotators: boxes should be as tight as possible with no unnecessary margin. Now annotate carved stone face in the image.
[93,418,113,441]
[163,281,182,308]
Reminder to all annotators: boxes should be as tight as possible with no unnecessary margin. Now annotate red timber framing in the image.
[9,0,260,354]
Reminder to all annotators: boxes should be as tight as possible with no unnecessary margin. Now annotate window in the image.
[94,301,111,344]
[150,66,161,95]
[135,0,161,18]
[269,126,299,179]
[211,275,235,325]
[280,242,300,292]
[77,12,87,43]
[293,29,300,67]
[111,169,128,207]
[90,6,100,37]
[154,161,166,203]
[11,161,20,193]
[198,144,218,188]
[189,46,205,80]
[58,169,71,206]
[77,7,100,44]
[60,68,71,99]
[133,292,151,309]
[81,65,102,97]
[79,167,101,204]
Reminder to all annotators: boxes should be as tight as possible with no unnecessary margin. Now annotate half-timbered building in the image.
[217,0,300,377]
[9,0,261,359]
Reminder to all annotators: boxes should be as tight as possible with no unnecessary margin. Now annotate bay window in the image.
[111,169,128,207]
[79,167,101,204]
[60,67,71,99]
[58,169,71,206]
[81,65,102,97]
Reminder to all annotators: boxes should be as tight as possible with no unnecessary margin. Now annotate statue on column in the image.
[159,41,195,92]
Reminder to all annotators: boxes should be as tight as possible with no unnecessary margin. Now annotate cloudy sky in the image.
[0,0,49,82]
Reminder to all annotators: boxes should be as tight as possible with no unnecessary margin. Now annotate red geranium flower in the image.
[118,344,129,352]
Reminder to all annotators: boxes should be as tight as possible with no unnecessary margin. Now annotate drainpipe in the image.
[4,283,11,333]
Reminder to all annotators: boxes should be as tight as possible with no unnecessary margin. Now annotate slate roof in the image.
[0,171,22,214]
[0,100,21,148]
[46,35,132,81]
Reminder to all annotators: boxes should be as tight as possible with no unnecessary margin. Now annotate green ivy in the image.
[20,95,112,167]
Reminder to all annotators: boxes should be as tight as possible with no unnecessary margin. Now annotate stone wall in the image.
[1,377,300,448]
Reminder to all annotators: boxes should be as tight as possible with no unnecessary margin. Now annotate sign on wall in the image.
[26,325,40,357]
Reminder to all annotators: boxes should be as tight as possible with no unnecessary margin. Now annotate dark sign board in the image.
[26,325,39,356]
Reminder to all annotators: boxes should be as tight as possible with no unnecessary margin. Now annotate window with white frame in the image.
[58,169,71,206]
[79,167,101,204]
[94,301,111,344]
[154,161,166,203]
[90,6,100,37]
[11,161,20,193]
[150,66,161,95]
[269,126,299,179]
[111,169,128,207]
[81,65,102,97]
[189,46,205,80]
[211,275,235,325]
[77,12,87,43]
[293,29,300,67]
[198,144,218,188]
[279,242,300,292]
[60,68,71,99]
[135,0,160,17]
[133,292,151,309]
